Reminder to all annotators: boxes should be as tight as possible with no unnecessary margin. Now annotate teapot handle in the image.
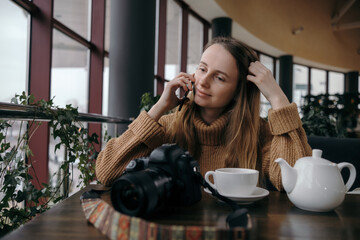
[337,162,357,192]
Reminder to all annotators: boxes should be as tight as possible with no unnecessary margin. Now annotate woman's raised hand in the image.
[247,61,290,110]
[148,72,195,121]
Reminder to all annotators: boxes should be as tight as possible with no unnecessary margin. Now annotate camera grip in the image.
[204,171,217,190]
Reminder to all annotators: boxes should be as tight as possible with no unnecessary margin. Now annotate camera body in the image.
[111,144,202,217]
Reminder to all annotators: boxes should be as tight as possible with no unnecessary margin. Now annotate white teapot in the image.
[275,149,356,212]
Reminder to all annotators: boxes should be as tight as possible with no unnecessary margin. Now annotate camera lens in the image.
[111,169,173,216]
[119,184,141,211]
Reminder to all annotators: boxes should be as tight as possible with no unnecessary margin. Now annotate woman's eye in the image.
[217,76,224,81]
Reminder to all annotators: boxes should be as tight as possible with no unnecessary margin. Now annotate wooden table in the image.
[3,184,360,239]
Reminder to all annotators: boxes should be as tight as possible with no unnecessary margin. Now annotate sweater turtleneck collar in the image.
[193,113,229,146]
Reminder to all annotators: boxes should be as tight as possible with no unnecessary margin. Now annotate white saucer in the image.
[204,187,269,204]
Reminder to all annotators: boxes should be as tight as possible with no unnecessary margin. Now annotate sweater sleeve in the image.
[95,111,167,186]
[261,103,312,191]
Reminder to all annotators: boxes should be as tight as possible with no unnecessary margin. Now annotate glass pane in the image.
[165,0,181,80]
[259,54,275,117]
[328,72,344,95]
[275,59,280,83]
[54,0,91,40]
[293,64,309,107]
[259,54,274,74]
[48,121,88,197]
[260,97,271,118]
[102,57,110,149]
[51,29,89,113]
[102,57,109,116]
[104,0,111,51]
[0,0,30,102]
[50,29,89,196]
[311,68,326,96]
[187,15,203,74]
[0,121,27,201]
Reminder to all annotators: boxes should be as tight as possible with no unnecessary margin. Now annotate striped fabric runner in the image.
[81,198,249,240]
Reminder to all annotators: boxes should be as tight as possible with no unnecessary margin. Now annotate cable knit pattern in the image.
[268,103,302,135]
[95,103,312,190]
[193,114,228,145]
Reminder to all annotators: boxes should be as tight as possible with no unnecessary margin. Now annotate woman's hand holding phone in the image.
[148,72,195,121]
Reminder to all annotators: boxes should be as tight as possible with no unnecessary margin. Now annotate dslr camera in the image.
[111,144,202,217]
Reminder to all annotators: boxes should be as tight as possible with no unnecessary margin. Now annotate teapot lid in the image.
[298,149,335,166]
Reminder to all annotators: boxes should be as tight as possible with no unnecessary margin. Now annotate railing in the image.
[0,101,133,197]
[0,102,133,134]
[0,102,132,123]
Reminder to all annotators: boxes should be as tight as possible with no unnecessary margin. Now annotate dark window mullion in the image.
[180,5,188,73]
[28,0,54,189]
[11,0,38,13]
[52,18,93,49]
[88,0,106,152]
[308,67,312,95]
[326,70,329,94]
[203,23,209,49]
[156,0,167,95]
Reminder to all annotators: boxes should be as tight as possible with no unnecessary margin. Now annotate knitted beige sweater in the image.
[96,103,312,190]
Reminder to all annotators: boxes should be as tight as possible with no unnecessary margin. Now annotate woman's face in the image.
[194,44,239,113]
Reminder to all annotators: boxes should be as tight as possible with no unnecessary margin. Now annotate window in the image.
[259,54,274,117]
[187,14,203,74]
[293,64,309,107]
[102,59,110,117]
[311,68,326,95]
[165,0,182,80]
[0,0,30,102]
[53,0,91,40]
[50,29,91,195]
[260,54,274,74]
[51,29,89,113]
[329,72,344,95]
[104,0,111,52]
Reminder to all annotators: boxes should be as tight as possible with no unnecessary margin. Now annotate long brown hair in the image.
[168,37,261,170]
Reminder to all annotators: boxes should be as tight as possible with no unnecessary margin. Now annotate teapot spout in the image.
[275,158,297,193]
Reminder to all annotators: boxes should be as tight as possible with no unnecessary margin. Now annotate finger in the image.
[176,77,191,91]
[252,61,269,75]
[248,62,261,75]
[190,73,196,83]
[246,74,257,83]
[176,72,193,80]
[182,77,194,91]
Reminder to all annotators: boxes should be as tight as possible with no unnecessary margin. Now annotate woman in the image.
[96,37,312,190]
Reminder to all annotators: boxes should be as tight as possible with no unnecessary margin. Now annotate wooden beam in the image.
[331,0,357,24]
[332,21,360,31]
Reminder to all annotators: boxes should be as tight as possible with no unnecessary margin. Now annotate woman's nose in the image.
[198,74,210,88]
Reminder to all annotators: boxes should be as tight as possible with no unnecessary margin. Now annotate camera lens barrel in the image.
[111,169,173,216]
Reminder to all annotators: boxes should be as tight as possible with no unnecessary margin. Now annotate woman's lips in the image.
[196,88,211,97]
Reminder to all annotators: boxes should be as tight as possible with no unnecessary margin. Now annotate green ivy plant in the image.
[139,92,160,112]
[0,92,100,236]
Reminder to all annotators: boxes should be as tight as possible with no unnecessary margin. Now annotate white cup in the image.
[204,168,259,197]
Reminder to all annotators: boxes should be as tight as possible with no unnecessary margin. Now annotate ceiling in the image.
[184,0,360,72]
